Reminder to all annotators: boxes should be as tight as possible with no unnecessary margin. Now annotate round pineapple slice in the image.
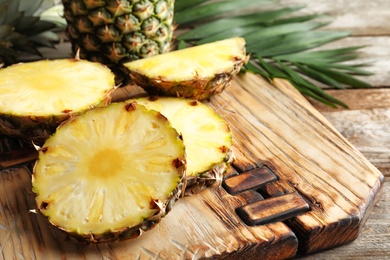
[32,102,186,243]
[127,97,233,195]
[124,37,248,100]
[0,59,115,144]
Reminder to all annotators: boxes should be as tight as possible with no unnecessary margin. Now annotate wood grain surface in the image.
[0,73,384,259]
[301,89,390,259]
[293,1,390,258]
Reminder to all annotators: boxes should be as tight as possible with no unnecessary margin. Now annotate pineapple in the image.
[124,37,248,100]
[61,0,175,82]
[127,97,233,195]
[32,101,186,243]
[0,59,115,144]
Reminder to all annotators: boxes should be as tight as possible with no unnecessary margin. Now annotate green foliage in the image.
[174,0,372,108]
[0,0,62,66]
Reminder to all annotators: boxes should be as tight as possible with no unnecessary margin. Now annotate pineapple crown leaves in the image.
[0,0,62,66]
[174,0,373,108]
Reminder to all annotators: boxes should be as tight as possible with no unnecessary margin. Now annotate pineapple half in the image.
[127,97,233,195]
[0,59,115,144]
[124,37,248,100]
[32,102,186,243]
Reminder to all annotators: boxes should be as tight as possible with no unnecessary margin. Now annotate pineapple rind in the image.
[124,37,248,100]
[185,149,234,196]
[32,102,186,243]
[0,59,115,144]
[127,97,233,194]
[128,70,238,101]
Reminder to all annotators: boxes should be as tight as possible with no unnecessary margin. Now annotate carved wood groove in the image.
[236,192,310,226]
[223,165,310,227]
[223,166,277,195]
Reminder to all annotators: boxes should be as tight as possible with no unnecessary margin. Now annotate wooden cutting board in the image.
[0,73,384,259]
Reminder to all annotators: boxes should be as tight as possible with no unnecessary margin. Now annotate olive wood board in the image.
[0,73,384,259]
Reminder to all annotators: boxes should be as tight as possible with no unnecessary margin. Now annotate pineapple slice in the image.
[0,59,115,143]
[124,37,248,100]
[128,97,233,194]
[32,102,186,243]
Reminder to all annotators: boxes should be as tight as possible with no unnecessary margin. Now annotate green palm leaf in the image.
[0,0,61,66]
[174,0,372,108]
[177,7,303,41]
[175,0,273,25]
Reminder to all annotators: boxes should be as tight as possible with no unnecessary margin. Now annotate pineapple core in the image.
[88,149,125,179]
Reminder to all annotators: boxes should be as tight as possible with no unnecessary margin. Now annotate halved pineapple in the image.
[0,59,115,143]
[124,37,248,100]
[32,102,186,243]
[127,97,233,195]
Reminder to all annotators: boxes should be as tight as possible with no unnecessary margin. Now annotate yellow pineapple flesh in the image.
[32,102,186,243]
[0,59,115,143]
[128,97,233,194]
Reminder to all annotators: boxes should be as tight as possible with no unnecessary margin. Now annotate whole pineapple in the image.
[61,0,175,82]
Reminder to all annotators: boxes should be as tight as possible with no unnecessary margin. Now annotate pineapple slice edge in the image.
[32,102,186,243]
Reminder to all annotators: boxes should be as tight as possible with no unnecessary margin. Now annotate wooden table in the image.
[2,0,389,259]
[287,0,390,258]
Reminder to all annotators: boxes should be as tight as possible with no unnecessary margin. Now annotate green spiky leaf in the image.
[175,0,273,25]
[177,7,303,41]
[0,0,61,66]
[175,0,373,108]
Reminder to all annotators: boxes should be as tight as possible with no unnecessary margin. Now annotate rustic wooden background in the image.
[283,0,390,259]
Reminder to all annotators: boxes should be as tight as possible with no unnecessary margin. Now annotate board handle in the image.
[223,166,310,226]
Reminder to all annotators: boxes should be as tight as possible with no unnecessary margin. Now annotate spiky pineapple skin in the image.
[129,66,244,100]
[62,0,175,82]
[184,149,234,196]
[0,97,111,145]
[59,180,186,243]
[51,179,186,244]
[0,113,68,145]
